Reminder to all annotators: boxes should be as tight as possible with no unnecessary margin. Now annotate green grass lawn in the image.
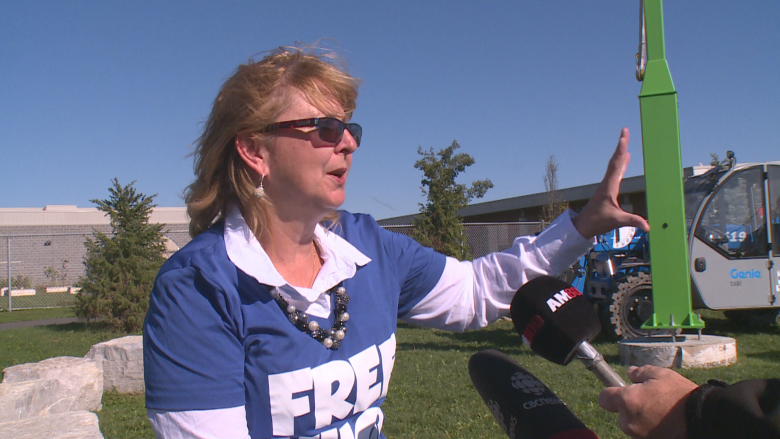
[384,315,780,439]
[0,320,152,438]
[0,292,76,311]
[0,306,76,324]
[0,312,777,439]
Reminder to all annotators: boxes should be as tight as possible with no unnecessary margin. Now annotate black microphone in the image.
[510,276,626,387]
[469,349,600,439]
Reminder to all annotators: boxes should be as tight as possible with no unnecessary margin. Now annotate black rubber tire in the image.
[606,272,656,339]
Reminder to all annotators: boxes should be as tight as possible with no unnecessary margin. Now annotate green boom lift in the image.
[636,0,705,333]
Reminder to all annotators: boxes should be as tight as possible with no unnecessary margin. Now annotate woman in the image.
[143,45,648,439]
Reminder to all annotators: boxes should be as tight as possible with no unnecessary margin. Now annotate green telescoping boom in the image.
[636,0,704,332]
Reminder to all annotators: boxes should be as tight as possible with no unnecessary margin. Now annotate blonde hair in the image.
[185,44,360,238]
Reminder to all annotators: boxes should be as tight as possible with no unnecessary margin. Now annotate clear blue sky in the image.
[2,1,778,220]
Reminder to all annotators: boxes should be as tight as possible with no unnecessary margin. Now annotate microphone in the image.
[469,349,600,439]
[510,276,626,387]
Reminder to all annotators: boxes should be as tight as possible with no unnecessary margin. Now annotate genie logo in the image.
[730,269,761,279]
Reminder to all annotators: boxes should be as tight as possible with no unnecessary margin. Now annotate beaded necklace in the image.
[270,285,350,350]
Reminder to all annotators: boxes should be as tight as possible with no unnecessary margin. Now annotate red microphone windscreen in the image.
[510,276,601,365]
[548,429,600,439]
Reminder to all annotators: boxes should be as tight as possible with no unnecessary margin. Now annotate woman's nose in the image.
[335,130,358,154]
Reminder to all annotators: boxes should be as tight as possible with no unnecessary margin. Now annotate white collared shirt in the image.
[224,205,371,318]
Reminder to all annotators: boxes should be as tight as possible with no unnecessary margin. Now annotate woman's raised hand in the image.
[572,128,650,239]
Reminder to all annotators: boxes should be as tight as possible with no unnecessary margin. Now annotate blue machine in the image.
[564,155,780,339]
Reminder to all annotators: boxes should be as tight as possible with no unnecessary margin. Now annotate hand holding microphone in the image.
[599,365,698,439]
[510,276,626,387]
[469,349,600,439]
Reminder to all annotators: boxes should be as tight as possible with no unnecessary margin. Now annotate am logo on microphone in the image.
[546,286,583,312]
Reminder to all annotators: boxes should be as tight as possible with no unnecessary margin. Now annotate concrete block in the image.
[0,379,62,422]
[1,356,103,420]
[0,410,104,439]
[85,335,144,394]
[1,288,36,297]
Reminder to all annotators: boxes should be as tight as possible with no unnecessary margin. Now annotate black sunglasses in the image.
[266,117,362,147]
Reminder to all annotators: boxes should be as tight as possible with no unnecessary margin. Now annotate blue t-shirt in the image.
[143,211,446,438]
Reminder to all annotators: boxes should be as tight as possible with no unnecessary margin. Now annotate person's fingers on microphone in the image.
[604,386,647,435]
[627,364,664,383]
[617,413,642,439]
[598,387,623,412]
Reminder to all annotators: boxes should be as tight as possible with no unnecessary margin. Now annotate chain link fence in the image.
[1,222,542,310]
[0,225,192,311]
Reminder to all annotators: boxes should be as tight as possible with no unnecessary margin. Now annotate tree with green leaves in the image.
[412,140,493,260]
[542,154,569,224]
[75,179,166,333]
[709,153,720,167]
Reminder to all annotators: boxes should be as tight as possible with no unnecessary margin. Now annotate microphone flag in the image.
[510,276,602,366]
[469,349,600,439]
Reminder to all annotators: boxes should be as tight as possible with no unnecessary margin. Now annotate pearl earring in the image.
[254,174,265,198]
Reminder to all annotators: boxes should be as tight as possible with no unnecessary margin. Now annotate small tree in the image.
[75,179,166,332]
[542,154,569,224]
[43,260,69,286]
[0,275,32,290]
[412,140,493,260]
[709,153,720,167]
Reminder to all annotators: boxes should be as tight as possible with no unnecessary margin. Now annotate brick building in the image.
[0,205,190,289]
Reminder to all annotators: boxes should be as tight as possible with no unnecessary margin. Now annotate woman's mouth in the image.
[328,168,348,184]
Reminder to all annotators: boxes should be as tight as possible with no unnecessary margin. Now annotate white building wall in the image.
[0,206,190,291]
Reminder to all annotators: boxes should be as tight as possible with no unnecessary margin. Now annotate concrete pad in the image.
[618,334,737,369]
[1,288,36,297]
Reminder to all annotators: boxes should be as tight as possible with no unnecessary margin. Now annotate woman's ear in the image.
[235,133,269,177]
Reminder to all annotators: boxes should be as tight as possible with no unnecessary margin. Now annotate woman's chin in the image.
[327,197,346,212]
[326,190,346,209]
[311,195,346,217]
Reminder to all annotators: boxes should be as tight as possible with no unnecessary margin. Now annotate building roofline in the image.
[377,174,646,225]
[0,205,189,226]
